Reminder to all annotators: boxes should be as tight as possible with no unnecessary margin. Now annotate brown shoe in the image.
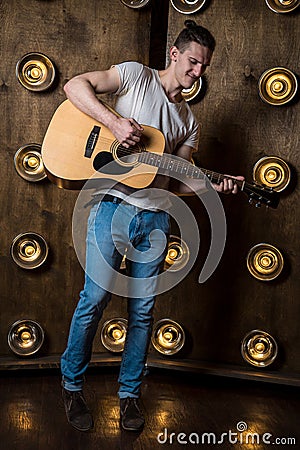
[120,397,145,431]
[62,387,93,432]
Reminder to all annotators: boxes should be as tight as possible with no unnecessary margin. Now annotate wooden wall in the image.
[0,0,299,384]
[161,0,300,380]
[0,0,151,363]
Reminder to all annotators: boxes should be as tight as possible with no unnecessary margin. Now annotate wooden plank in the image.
[0,0,151,357]
[165,0,300,373]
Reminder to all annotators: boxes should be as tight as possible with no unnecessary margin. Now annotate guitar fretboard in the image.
[138,151,244,188]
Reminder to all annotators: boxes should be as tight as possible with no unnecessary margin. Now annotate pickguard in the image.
[93,152,133,175]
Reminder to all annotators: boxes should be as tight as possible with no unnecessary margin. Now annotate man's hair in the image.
[174,20,216,53]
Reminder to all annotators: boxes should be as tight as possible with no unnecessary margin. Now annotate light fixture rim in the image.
[241,328,278,367]
[170,0,208,14]
[151,318,185,355]
[258,66,298,106]
[10,232,49,269]
[100,317,128,353]
[7,319,45,356]
[252,155,291,192]
[16,52,56,92]
[246,242,284,281]
[120,0,151,9]
[265,0,300,14]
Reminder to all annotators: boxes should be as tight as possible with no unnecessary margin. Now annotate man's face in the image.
[172,41,213,89]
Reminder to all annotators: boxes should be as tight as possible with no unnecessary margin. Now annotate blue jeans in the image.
[61,198,170,398]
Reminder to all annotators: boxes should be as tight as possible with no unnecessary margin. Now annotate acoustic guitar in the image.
[41,100,279,209]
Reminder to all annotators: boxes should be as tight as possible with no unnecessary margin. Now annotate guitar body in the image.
[41,100,165,189]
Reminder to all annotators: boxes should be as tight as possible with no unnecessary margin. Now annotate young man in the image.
[60,20,243,432]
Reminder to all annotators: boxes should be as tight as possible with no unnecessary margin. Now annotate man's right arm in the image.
[64,67,143,147]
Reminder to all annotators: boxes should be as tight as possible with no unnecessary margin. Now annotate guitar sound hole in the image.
[115,143,146,166]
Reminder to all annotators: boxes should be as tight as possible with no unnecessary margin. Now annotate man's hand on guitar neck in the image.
[212,175,245,194]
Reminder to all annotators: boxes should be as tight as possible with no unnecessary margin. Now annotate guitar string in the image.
[115,145,236,184]
[112,146,275,203]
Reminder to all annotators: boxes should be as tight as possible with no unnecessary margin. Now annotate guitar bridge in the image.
[85,126,100,158]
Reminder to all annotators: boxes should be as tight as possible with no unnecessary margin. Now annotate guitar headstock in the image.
[243,182,280,209]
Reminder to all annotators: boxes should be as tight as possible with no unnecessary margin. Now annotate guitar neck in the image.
[138,151,244,188]
[138,151,279,208]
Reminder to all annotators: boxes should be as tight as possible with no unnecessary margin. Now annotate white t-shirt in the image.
[115,62,199,154]
[95,61,199,210]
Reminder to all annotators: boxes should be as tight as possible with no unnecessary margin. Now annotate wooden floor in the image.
[1,367,299,450]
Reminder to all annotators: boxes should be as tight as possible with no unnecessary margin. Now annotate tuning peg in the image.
[255,202,261,208]
[249,198,253,204]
